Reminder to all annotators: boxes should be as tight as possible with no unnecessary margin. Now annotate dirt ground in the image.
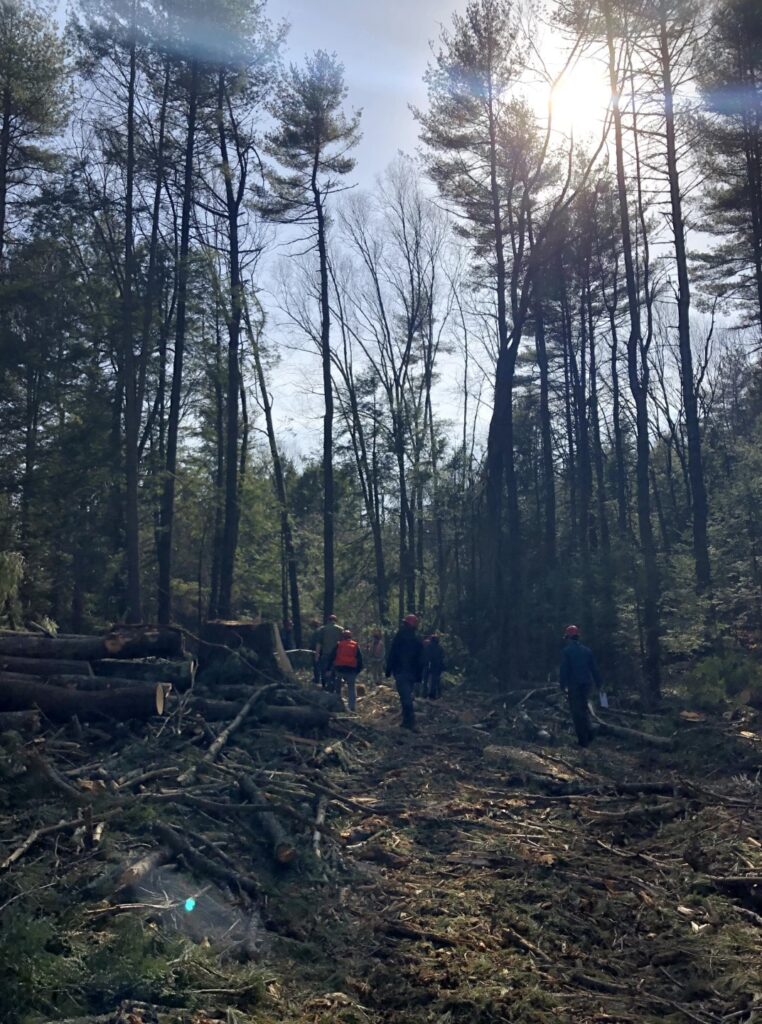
[269,682,762,1024]
[2,677,762,1024]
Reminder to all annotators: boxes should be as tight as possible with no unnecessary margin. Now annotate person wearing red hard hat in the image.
[560,624,603,747]
[385,613,425,731]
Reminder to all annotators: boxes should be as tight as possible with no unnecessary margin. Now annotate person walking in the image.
[315,614,344,690]
[329,629,363,711]
[423,633,445,699]
[368,630,385,687]
[280,618,294,650]
[386,614,424,731]
[560,625,603,747]
[308,618,322,687]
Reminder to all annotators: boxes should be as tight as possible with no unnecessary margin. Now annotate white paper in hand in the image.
[599,691,609,709]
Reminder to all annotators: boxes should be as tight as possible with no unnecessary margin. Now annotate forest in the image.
[1,0,761,700]
[1,0,762,1022]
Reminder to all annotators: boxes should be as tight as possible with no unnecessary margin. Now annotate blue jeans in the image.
[394,672,416,729]
[335,670,358,711]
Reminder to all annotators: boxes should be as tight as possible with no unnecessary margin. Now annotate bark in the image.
[0,656,93,677]
[157,59,199,624]
[0,677,165,721]
[0,626,184,661]
[238,776,298,865]
[122,9,141,623]
[247,309,302,647]
[312,161,335,617]
[218,69,245,620]
[534,299,557,568]
[608,308,628,534]
[658,6,711,593]
[604,0,661,700]
[0,84,11,267]
[198,619,278,673]
[92,657,195,688]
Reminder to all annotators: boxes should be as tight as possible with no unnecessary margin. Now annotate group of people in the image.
[307,613,445,729]
[289,610,604,745]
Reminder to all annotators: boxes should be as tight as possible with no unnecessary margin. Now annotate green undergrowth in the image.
[0,908,267,1024]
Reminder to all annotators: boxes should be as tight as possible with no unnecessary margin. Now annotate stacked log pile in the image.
[0,625,190,726]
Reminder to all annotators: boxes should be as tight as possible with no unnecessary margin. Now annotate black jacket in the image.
[424,639,445,673]
[386,625,424,682]
[560,639,602,691]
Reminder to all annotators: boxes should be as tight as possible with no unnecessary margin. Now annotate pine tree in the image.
[261,50,361,619]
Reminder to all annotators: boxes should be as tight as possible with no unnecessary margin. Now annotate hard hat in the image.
[564,624,580,637]
[403,614,418,628]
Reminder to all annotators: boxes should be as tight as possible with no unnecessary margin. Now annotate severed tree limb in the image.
[590,708,673,748]
[238,776,298,865]
[1,808,121,872]
[1,816,85,871]
[26,750,90,806]
[152,822,259,898]
[0,709,40,733]
[178,685,278,785]
[313,794,328,859]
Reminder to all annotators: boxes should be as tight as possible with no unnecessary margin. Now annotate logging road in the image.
[276,681,762,1024]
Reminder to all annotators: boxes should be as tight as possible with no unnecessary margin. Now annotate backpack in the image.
[334,639,360,669]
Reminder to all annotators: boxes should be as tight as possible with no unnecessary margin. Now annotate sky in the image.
[51,0,611,461]
[266,0,460,186]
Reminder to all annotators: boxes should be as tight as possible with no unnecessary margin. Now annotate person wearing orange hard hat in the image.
[560,624,603,747]
[385,613,424,731]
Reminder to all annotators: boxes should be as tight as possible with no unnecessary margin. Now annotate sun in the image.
[545,57,612,141]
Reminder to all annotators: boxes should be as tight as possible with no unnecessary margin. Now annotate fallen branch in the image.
[152,822,258,898]
[0,709,41,733]
[238,776,298,865]
[178,685,278,785]
[313,794,328,859]
[590,708,673,749]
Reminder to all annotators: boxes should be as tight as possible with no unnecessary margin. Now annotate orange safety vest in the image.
[334,639,360,669]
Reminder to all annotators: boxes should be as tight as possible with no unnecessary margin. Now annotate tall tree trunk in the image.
[604,0,661,700]
[0,85,11,270]
[208,306,225,620]
[484,86,511,605]
[608,306,628,534]
[658,6,711,593]
[247,308,302,647]
[122,12,141,623]
[534,298,557,569]
[217,70,245,620]
[157,60,199,624]
[587,280,610,557]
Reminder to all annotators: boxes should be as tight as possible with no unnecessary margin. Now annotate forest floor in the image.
[2,676,762,1024]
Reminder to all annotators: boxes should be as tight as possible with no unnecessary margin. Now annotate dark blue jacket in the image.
[424,639,445,673]
[386,625,424,682]
[560,639,602,691]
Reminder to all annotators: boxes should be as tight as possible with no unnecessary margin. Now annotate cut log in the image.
[0,676,167,722]
[0,709,41,733]
[190,697,243,722]
[91,656,196,690]
[0,656,93,677]
[0,670,164,694]
[239,776,298,865]
[258,704,330,731]
[117,849,171,892]
[199,619,277,673]
[0,626,184,662]
[190,698,330,732]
